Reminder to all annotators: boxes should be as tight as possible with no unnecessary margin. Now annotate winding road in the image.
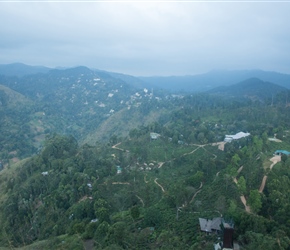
[233,169,251,213]
[154,178,165,192]
[112,142,125,151]
[233,155,281,213]
[259,155,281,193]
[111,140,285,216]
[111,141,225,204]
[189,182,203,204]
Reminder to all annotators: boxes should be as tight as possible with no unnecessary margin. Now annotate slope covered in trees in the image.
[1,92,290,249]
[0,65,290,249]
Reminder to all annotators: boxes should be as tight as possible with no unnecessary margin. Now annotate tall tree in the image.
[247,190,262,213]
[237,176,247,195]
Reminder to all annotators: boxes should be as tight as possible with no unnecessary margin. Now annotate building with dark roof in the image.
[222,220,235,249]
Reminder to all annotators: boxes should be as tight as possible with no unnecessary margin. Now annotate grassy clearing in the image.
[263,158,273,170]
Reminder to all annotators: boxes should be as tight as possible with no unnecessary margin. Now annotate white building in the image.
[224,132,250,142]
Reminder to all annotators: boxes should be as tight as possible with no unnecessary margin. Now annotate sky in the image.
[0,1,290,76]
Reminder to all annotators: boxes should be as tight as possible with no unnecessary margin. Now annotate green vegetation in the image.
[0,67,290,249]
[1,122,290,249]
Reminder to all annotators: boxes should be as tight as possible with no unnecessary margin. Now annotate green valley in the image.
[0,65,290,249]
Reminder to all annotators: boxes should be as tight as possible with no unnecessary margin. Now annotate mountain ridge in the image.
[206,77,287,101]
[139,69,290,92]
[1,63,290,93]
[0,63,51,77]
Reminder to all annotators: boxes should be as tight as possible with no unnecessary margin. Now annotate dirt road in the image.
[154,178,165,192]
[233,176,251,213]
[259,155,281,193]
[233,166,251,213]
[112,142,125,151]
[189,182,203,204]
[211,141,226,151]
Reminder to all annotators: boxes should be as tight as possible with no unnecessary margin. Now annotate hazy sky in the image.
[1,1,290,76]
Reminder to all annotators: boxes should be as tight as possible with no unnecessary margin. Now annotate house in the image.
[274,150,290,156]
[224,132,250,142]
[150,132,160,140]
[199,217,222,233]
[41,171,48,176]
[116,166,122,174]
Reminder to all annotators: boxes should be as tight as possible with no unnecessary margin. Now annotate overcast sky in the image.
[0,1,290,76]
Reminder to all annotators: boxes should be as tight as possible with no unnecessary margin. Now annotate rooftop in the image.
[275,150,290,155]
[225,132,250,140]
[199,217,222,232]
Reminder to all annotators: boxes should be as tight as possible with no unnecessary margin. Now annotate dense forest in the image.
[0,66,290,249]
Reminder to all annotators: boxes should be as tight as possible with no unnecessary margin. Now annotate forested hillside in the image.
[0,66,168,162]
[0,65,290,249]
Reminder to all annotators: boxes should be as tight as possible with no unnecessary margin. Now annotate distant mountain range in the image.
[139,69,290,92]
[0,63,50,77]
[1,63,290,93]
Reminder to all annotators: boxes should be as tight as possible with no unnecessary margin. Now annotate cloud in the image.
[0,2,290,75]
